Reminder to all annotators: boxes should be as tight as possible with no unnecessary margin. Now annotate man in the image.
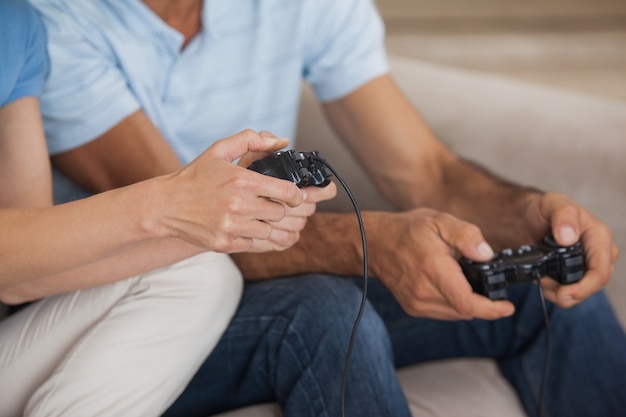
[0,1,331,416]
[29,0,625,416]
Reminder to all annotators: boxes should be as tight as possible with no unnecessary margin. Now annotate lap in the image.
[0,252,242,417]
[170,274,626,417]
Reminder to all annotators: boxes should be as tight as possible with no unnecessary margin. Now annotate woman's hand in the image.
[153,130,322,253]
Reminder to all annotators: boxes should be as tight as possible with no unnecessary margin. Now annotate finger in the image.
[266,228,300,250]
[280,201,316,220]
[430,256,515,320]
[556,225,618,307]
[558,270,609,306]
[302,181,338,203]
[268,215,308,232]
[234,219,273,241]
[254,198,287,223]
[538,277,560,304]
[226,237,255,253]
[246,172,303,208]
[429,214,494,261]
[246,229,300,253]
[259,131,277,139]
[208,129,287,163]
[403,296,513,321]
[237,136,291,168]
[539,193,581,246]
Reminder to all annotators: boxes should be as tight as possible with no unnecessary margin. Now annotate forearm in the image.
[0,178,166,286]
[324,75,544,249]
[433,157,544,248]
[232,211,367,280]
[0,238,203,304]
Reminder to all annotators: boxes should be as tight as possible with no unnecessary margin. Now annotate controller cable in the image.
[312,158,368,417]
[533,272,552,417]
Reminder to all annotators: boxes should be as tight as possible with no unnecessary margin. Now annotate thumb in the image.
[238,135,291,168]
[209,129,281,162]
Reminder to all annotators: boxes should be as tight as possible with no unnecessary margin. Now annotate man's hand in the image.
[523,192,619,308]
[153,129,331,253]
[367,208,516,321]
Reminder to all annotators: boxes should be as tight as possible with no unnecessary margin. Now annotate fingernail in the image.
[478,242,494,259]
[559,226,576,244]
[560,292,574,303]
[302,189,308,201]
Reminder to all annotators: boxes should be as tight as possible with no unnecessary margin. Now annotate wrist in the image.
[134,174,178,241]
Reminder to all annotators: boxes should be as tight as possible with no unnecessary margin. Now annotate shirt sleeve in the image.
[302,0,389,102]
[0,0,49,106]
[32,1,140,155]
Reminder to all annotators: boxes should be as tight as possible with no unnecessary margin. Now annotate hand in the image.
[236,130,337,252]
[367,208,516,320]
[523,192,619,308]
[156,129,306,253]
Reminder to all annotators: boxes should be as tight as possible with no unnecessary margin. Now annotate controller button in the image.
[518,245,532,254]
[502,248,513,257]
[487,273,506,285]
[564,270,584,284]
[488,289,508,300]
[565,256,584,267]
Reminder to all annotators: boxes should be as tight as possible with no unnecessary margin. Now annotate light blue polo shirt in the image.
[30,0,388,197]
[0,0,48,107]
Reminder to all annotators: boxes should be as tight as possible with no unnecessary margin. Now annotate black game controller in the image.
[459,235,586,300]
[247,150,333,188]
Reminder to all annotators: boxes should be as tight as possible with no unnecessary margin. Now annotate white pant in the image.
[0,252,243,417]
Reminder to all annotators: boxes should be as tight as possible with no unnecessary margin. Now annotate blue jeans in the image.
[164,275,626,417]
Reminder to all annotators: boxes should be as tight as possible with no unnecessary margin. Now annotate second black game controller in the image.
[247,150,333,188]
[459,235,586,300]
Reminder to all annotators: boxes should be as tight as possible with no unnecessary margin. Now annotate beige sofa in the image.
[213,56,626,417]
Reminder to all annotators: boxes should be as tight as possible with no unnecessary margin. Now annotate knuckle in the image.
[412,284,433,303]
[420,256,440,277]
[458,223,481,241]
[277,231,300,248]
[240,128,258,139]
[217,216,237,236]
[293,217,308,231]
[231,172,252,189]
[431,212,450,224]
[600,223,613,239]
[212,235,232,253]
[452,301,473,319]
[303,203,316,216]
[283,182,300,202]
[225,196,245,215]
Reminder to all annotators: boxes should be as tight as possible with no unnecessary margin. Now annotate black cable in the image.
[534,275,552,417]
[313,158,368,417]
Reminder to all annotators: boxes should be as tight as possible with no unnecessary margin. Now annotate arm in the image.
[52,109,183,192]
[0,97,52,208]
[321,75,540,248]
[320,74,617,307]
[0,128,312,303]
[234,74,617,315]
